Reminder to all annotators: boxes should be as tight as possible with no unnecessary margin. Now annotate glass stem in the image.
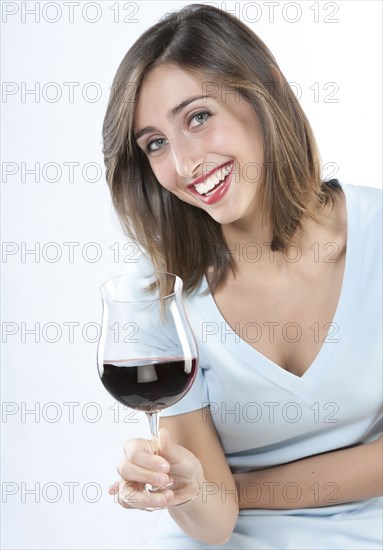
[145,411,176,495]
[146,411,160,455]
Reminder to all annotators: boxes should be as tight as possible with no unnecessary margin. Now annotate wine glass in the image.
[97,271,199,507]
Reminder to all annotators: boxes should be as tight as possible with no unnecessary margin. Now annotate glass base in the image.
[143,479,199,511]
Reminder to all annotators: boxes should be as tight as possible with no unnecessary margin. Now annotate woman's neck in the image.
[221,190,346,273]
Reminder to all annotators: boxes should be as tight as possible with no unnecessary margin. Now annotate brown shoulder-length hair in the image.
[102,3,338,293]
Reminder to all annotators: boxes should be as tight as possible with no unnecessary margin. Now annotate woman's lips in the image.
[188,162,234,205]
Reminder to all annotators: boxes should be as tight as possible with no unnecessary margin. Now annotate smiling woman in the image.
[102,3,382,549]
[103,3,339,294]
[133,64,264,222]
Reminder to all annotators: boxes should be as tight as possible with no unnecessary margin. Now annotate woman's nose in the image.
[171,138,203,179]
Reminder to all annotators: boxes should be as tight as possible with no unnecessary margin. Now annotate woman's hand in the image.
[109,408,238,544]
[109,428,203,510]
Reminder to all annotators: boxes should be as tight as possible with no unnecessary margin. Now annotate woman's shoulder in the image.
[343,183,382,231]
[344,182,382,209]
[342,183,382,276]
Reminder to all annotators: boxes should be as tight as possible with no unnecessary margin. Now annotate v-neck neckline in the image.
[199,184,362,399]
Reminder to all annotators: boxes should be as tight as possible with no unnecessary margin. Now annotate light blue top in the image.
[147,183,382,549]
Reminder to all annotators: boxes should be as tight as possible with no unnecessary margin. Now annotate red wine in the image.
[101,357,197,412]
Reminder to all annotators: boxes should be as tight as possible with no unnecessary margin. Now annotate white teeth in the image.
[194,163,232,195]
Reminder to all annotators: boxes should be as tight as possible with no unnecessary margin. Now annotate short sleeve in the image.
[160,363,209,416]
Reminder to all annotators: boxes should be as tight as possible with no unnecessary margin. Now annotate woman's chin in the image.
[205,206,246,226]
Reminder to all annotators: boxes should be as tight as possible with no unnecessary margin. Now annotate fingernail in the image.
[156,474,168,486]
[157,462,168,472]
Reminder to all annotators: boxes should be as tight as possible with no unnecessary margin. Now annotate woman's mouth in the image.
[193,163,233,195]
[189,162,233,204]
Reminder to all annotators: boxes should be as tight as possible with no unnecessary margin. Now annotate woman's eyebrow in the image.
[167,95,210,120]
[135,95,211,141]
[135,125,157,141]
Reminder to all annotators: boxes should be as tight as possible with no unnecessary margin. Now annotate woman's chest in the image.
[211,258,346,377]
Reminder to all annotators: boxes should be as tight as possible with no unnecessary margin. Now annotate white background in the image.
[1,1,382,549]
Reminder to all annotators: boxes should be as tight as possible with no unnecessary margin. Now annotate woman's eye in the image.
[146,137,168,154]
[189,111,211,128]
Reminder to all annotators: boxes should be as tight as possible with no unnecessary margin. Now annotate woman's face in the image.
[134,64,264,226]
